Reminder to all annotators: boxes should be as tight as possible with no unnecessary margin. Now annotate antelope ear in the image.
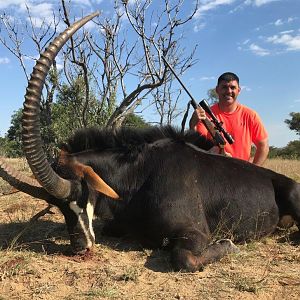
[84,166,120,200]
[72,162,120,200]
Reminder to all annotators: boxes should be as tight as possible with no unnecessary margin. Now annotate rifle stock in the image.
[201,119,226,148]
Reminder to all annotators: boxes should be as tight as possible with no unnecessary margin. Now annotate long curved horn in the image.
[22,12,100,199]
[0,157,52,201]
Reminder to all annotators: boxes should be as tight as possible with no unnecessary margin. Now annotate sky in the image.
[0,0,299,147]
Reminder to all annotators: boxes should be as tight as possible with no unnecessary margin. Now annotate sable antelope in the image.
[1,12,299,272]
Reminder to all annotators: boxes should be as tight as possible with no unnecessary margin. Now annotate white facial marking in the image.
[69,200,94,249]
[86,201,95,240]
[78,215,93,249]
[69,201,83,215]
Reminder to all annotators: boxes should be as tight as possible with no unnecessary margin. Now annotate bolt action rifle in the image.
[161,56,234,153]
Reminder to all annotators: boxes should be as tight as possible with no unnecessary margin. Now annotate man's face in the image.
[216,80,241,106]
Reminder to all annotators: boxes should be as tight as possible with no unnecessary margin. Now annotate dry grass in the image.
[264,158,300,182]
[0,158,300,299]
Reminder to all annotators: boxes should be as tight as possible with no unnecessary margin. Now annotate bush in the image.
[0,137,23,158]
[269,140,300,160]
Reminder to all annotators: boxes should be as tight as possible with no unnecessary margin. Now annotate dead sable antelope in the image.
[0,12,300,272]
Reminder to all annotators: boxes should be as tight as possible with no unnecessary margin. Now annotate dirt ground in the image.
[0,159,300,300]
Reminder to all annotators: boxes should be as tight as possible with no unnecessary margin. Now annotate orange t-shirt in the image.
[196,103,268,161]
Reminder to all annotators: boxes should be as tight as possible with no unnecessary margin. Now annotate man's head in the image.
[216,72,241,109]
[217,72,239,86]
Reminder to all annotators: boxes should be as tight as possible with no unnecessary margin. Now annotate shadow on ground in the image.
[0,220,69,254]
[0,219,173,272]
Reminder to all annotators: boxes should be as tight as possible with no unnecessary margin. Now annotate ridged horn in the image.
[0,157,52,202]
[22,12,100,199]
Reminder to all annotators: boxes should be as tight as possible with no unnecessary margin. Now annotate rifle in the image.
[199,99,234,145]
[160,55,234,150]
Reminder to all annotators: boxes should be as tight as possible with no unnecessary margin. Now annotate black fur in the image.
[54,125,300,272]
[62,125,214,153]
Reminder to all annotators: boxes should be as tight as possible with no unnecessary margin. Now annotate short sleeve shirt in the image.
[196,103,268,161]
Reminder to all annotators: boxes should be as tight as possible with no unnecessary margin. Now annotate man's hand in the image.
[189,107,207,130]
[195,107,207,120]
[209,146,232,157]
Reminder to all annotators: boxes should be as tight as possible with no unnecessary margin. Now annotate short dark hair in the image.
[217,72,239,86]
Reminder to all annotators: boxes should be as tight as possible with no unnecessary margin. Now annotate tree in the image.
[0,7,60,156]
[89,0,199,128]
[0,0,199,152]
[0,137,7,156]
[152,81,184,125]
[285,112,300,136]
[6,109,22,142]
[4,109,23,157]
[51,76,113,144]
[280,140,300,158]
[268,146,281,159]
[207,88,219,105]
[123,113,149,128]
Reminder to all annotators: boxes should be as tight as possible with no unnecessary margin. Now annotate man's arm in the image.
[252,138,269,166]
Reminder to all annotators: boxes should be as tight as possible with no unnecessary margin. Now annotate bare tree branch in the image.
[1,0,200,136]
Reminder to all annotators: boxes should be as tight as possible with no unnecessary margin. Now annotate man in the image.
[189,72,269,166]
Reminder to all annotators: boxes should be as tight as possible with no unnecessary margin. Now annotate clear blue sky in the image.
[0,0,299,147]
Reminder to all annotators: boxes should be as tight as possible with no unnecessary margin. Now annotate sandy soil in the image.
[0,159,300,299]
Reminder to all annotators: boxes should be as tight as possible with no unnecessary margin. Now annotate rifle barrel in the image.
[161,56,198,109]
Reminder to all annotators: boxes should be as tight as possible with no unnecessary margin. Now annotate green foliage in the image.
[2,109,23,157]
[0,137,23,158]
[5,140,23,158]
[0,137,6,156]
[285,112,300,135]
[3,107,56,158]
[278,140,300,159]
[123,114,149,128]
[51,77,115,144]
[2,77,150,157]
[6,109,22,142]
[206,88,218,105]
[268,146,281,159]
[269,141,300,159]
